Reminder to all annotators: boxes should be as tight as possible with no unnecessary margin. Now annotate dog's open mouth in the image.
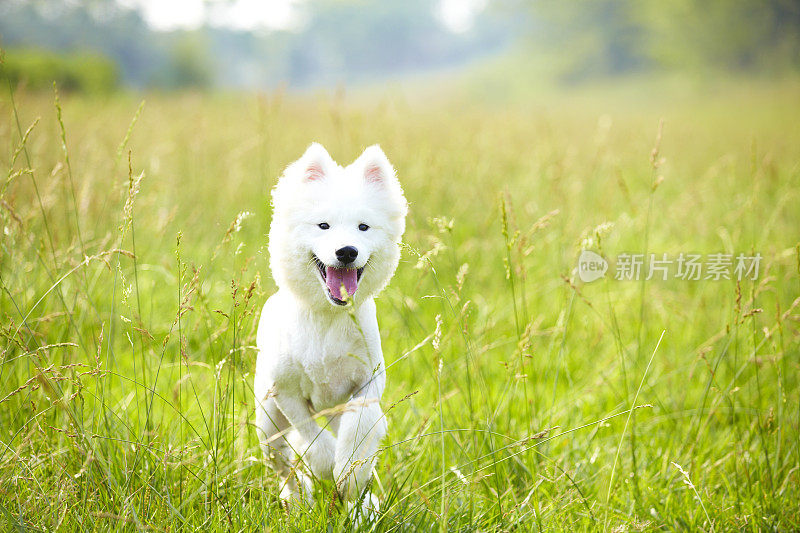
[313,256,364,305]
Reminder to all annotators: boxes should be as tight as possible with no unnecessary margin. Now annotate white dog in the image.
[253,143,407,512]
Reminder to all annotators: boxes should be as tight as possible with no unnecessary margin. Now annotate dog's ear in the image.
[300,143,334,181]
[355,145,395,184]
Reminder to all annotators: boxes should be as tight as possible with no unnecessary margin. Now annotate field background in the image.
[1,2,800,528]
[2,76,799,531]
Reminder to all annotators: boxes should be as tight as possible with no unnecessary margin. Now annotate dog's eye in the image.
[318,223,330,230]
[358,223,369,231]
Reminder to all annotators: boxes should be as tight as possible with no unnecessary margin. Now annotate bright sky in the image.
[120,0,486,32]
[439,0,487,33]
[118,0,296,31]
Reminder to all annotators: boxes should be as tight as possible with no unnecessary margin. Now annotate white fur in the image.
[253,143,407,510]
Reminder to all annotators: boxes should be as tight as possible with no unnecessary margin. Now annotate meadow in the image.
[1,76,799,531]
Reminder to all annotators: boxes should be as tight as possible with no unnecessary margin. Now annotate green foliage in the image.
[512,0,800,81]
[0,0,511,90]
[2,48,118,93]
[149,33,214,90]
[0,79,799,530]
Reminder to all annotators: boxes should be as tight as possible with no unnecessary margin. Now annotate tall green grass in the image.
[1,78,799,531]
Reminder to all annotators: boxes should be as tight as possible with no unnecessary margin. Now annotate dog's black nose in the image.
[336,246,358,265]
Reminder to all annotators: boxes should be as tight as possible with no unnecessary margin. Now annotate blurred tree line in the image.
[0,0,510,91]
[512,0,800,81]
[1,49,119,93]
[1,0,797,92]
[1,0,222,90]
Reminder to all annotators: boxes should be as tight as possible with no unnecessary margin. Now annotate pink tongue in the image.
[326,266,358,299]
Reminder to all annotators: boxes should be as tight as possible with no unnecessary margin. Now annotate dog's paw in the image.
[300,430,336,479]
[278,470,314,508]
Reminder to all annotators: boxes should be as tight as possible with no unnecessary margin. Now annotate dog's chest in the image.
[294,323,371,410]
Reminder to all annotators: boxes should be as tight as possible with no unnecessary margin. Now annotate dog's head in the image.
[269,143,407,310]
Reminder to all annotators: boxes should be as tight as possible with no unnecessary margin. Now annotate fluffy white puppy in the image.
[253,143,407,511]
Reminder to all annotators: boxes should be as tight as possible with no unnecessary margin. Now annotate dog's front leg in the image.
[274,392,336,480]
[334,381,387,501]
